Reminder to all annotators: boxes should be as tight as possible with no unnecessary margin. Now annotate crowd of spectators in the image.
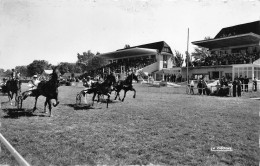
[163,73,182,82]
[189,74,258,97]
[193,51,260,67]
[93,55,157,77]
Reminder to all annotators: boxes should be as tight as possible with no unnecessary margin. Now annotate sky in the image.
[0,0,260,70]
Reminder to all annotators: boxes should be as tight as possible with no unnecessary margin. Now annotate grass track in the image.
[0,83,259,166]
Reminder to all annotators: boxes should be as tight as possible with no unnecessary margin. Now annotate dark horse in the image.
[114,73,139,102]
[91,74,116,108]
[22,68,60,117]
[5,79,21,105]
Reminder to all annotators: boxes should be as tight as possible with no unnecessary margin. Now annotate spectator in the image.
[11,69,16,80]
[237,79,242,97]
[244,76,249,92]
[238,75,244,91]
[232,78,237,97]
[173,74,176,82]
[202,79,207,95]
[190,80,194,95]
[197,79,203,95]
[215,81,221,96]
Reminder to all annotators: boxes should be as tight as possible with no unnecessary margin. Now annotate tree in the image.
[77,51,95,64]
[77,50,95,71]
[76,50,107,72]
[124,44,130,48]
[57,62,75,75]
[27,60,52,76]
[0,68,5,77]
[191,36,211,66]
[89,56,108,70]
[173,50,184,67]
[4,69,12,77]
[15,66,28,77]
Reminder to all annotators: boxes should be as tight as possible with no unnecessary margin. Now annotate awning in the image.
[99,47,158,60]
[192,33,260,49]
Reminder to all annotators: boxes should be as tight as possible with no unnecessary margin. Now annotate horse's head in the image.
[50,68,60,82]
[105,74,117,86]
[126,73,138,83]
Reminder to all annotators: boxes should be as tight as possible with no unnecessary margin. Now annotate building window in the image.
[212,71,219,79]
[162,47,171,53]
[254,67,260,79]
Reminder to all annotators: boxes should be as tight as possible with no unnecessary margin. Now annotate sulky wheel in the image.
[186,85,190,94]
[76,93,82,105]
[17,95,23,109]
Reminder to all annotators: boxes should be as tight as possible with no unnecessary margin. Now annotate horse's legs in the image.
[14,92,18,106]
[8,92,14,105]
[92,92,96,106]
[7,91,12,104]
[54,89,59,106]
[33,96,39,112]
[106,93,110,108]
[44,98,48,113]
[53,92,59,107]
[97,94,100,103]
[114,90,119,100]
[47,98,52,117]
[22,91,30,100]
[132,88,136,98]
[84,91,88,104]
[122,89,128,102]
[116,90,122,101]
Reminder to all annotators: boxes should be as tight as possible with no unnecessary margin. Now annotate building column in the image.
[252,66,254,79]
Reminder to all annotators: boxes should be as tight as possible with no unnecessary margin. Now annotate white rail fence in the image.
[0,132,30,166]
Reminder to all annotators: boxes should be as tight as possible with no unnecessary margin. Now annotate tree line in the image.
[0,50,107,78]
[0,40,216,78]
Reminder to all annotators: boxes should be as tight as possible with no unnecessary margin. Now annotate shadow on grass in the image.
[66,99,118,110]
[147,85,160,88]
[1,108,38,119]
[66,104,96,110]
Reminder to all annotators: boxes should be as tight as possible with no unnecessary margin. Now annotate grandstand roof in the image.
[192,33,260,49]
[192,21,260,49]
[215,21,260,38]
[99,41,173,60]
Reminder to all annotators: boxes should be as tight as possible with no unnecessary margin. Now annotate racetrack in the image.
[0,82,259,165]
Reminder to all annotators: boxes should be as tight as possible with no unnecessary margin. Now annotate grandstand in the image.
[97,41,179,81]
[188,20,260,81]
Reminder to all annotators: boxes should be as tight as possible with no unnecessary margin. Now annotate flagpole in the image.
[187,28,189,84]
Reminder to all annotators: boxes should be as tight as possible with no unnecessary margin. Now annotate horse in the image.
[114,73,139,102]
[91,74,116,108]
[22,68,60,117]
[5,79,21,105]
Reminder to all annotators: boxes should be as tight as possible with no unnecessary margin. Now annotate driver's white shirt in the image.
[84,80,95,90]
[28,79,40,90]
